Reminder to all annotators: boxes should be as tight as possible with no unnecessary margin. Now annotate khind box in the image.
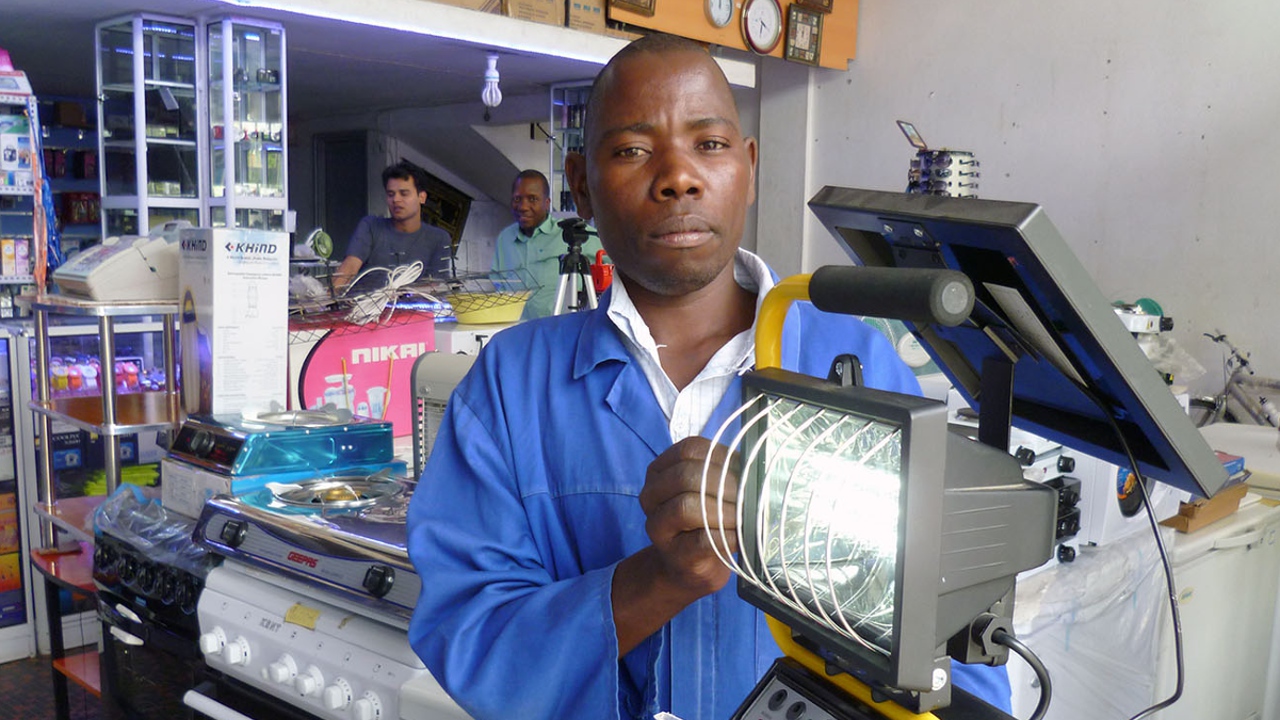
[178,228,289,416]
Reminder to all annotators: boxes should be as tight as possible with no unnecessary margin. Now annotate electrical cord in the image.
[992,628,1051,720]
[1072,382,1185,720]
[338,261,441,325]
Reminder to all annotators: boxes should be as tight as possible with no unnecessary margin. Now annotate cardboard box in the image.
[0,238,14,276]
[568,0,606,32]
[1160,481,1249,533]
[0,115,33,193]
[179,228,290,416]
[52,100,90,129]
[432,0,501,10]
[49,428,83,471]
[503,0,564,26]
[0,493,17,554]
[603,25,646,42]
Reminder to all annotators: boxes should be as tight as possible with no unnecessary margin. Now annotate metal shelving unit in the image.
[206,16,288,231]
[28,296,180,545]
[548,81,592,214]
[95,14,206,237]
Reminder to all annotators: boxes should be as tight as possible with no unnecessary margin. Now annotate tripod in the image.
[552,218,599,315]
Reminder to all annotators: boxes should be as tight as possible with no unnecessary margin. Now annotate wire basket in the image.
[443,269,537,324]
[287,266,537,344]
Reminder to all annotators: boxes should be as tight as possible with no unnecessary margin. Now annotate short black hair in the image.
[583,34,735,153]
[383,161,426,194]
[512,169,551,197]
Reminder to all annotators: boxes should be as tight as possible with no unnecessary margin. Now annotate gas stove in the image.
[190,473,469,719]
[196,560,468,720]
[92,489,221,631]
[162,408,402,519]
[193,473,417,623]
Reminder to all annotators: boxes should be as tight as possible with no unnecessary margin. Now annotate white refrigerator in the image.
[1009,495,1280,720]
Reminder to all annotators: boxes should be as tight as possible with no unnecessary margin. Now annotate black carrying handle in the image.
[808,265,974,327]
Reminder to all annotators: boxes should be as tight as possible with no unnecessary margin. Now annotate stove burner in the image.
[252,407,352,427]
[269,475,403,511]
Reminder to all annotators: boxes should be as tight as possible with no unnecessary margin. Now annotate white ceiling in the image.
[0,0,611,121]
[0,0,759,203]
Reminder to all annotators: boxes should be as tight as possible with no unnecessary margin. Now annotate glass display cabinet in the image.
[95,14,206,237]
[206,17,287,231]
[548,82,591,214]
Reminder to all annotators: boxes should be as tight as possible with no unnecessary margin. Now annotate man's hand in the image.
[639,437,739,597]
[612,437,741,656]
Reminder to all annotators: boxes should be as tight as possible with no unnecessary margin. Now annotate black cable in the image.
[992,628,1051,720]
[1071,383,1185,720]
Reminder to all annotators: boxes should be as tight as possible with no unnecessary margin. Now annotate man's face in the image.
[386,177,426,223]
[511,177,551,232]
[567,50,757,298]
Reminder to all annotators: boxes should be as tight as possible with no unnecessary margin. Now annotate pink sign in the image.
[298,317,435,437]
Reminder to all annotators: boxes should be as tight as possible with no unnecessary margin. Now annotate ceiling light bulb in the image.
[482,53,502,109]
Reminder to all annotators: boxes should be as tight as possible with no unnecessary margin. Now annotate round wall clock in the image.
[706,0,734,28]
[741,0,782,54]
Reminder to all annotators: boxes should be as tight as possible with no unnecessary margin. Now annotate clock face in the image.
[706,0,734,28]
[741,0,783,55]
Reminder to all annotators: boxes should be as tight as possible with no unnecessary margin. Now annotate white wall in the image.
[796,0,1280,395]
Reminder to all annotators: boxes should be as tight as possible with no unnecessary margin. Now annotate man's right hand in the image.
[639,436,739,597]
[612,437,741,657]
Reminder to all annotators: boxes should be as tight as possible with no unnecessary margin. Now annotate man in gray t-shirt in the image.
[335,161,453,292]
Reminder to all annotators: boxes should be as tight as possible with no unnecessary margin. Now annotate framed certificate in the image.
[610,0,656,17]
[784,4,823,66]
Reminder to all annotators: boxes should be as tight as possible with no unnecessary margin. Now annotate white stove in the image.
[195,560,469,720]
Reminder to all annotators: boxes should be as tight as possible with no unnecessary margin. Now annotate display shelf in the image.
[53,650,101,697]
[548,82,591,214]
[31,391,181,435]
[96,13,205,236]
[28,293,180,505]
[29,542,95,593]
[206,16,288,231]
[27,295,178,317]
[31,495,104,545]
[30,542,100,719]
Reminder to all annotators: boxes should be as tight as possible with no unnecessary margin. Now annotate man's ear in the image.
[418,190,428,205]
[564,151,592,221]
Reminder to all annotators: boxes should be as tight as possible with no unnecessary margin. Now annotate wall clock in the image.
[741,0,782,54]
[706,0,734,28]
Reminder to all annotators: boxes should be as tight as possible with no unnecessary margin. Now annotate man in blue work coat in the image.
[406,33,1012,720]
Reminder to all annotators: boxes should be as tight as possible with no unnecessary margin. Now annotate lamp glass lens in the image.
[759,396,902,653]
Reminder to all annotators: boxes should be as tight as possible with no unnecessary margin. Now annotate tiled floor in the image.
[0,654,102,720]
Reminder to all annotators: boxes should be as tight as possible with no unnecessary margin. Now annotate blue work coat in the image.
[406,294,1012,719]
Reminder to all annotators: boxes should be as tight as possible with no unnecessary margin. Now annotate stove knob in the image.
[219,520,248,548]
[353,691,384,720]
[198,627,227,656]
[119,556,138,585]
[178,578,202,615]
[190,429,215,457]
[223,635,251,666]
[363,565,395,598]
[295,665,324,697]
[136,562,156,595]
[323,678,353,710]
[264,654,298,684]
[157,570,177,605]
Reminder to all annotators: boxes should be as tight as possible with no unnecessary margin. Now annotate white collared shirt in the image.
[606,249,775,441]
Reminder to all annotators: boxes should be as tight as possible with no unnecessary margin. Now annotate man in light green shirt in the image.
[492,170,603,320]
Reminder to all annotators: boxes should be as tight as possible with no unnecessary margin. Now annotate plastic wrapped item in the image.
[1138,332,1206,387]
[1009,529,1170,719]
[92,484,213,577]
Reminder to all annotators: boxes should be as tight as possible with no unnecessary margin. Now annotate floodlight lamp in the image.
[710,366,1057,715]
